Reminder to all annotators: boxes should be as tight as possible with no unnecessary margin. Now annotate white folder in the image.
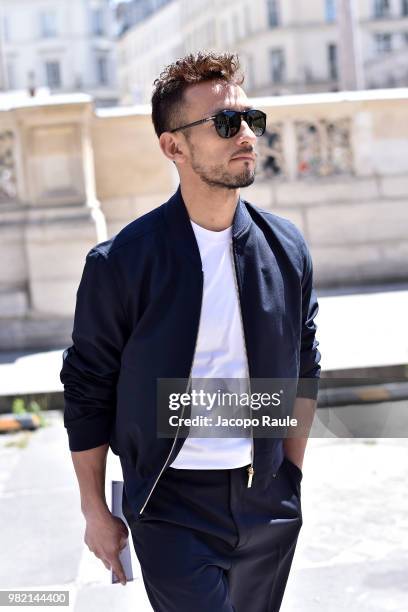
[110,480,134,583]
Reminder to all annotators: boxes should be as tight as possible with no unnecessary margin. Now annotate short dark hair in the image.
[151,50,244,138]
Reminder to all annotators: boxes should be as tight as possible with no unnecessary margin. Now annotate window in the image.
[375,32,392,52]
[233,14,240,40]
[402,0,408,16]
[6,61,15,89]
[96,56,108,85]
[206,19,215,46]
[327,43,338,80]
[246,54,254,91]
[267,0,280,27]
[245,5,252,35]
[325,0,336,22]
[221,20,229,46]
[270,48,285,83]
[40,11,57,38]
[373,0,391,18]
[45,61,61,88]
[91,8,105,36]
[3,16,10,42]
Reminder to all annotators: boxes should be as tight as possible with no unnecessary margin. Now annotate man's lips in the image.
[231,156,255,161]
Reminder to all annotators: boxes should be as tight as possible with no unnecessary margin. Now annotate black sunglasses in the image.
[170,109,267,139]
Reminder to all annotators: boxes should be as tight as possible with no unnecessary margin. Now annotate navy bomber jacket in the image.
[60,184,321,517]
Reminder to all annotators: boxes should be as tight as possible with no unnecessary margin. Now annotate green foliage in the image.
[11,398,26,414]
[11,397,48,427]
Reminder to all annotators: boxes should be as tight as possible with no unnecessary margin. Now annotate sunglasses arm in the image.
[170,116,215,133]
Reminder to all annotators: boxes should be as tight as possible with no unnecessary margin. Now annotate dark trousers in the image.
[122,456,303,612]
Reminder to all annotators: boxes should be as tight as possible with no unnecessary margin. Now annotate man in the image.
[60,51,321,611]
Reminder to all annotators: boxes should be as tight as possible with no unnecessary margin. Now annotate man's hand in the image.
[283,397,317,471]
[84,511,129,585]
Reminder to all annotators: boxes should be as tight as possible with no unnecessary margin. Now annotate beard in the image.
[188,142,256,190]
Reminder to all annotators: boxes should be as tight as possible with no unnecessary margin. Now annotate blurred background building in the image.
[116,0,408,104]
[0,0,119,107]
[1,1,408,106]
[116,0,182,104]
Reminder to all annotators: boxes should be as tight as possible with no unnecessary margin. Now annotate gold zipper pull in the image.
[247,465,254,488]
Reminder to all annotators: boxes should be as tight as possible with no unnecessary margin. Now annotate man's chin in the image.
[196,169,255,190]
[227,173,255,189]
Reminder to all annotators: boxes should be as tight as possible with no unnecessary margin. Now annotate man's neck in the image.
[180,183,239,232]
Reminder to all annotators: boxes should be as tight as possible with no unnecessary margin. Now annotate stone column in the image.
[338,0,365,91]
[0,94,107,349]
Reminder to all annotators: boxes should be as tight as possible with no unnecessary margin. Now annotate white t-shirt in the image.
[169,219,252,469]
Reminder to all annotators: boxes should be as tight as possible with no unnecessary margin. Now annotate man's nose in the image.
[236,119,257,145]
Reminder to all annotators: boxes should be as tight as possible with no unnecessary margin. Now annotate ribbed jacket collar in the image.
[163,184,252,268]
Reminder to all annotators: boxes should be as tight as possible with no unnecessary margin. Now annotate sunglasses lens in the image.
[213,113,229,138]
[214,110,266,138]
[214,111,241,138]
[248,110,266,136]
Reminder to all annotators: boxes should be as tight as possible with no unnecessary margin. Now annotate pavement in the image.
[1,410,407,611]
[0,282,408,397]
[0,410,152,612]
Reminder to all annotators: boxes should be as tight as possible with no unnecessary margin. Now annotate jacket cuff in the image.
[65,421,112,452]
[296,377,320,400]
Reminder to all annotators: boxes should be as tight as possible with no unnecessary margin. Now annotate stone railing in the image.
[247,89,408,287]
[1,89,407,349]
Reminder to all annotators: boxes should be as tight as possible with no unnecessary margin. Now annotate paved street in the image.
[1,409,407,611]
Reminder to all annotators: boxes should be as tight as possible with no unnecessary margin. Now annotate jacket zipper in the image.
[139,270,204,516]
[230,241,255,488]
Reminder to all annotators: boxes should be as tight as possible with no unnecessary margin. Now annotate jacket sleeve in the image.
[296,237,321,399]
[60,248,129,452]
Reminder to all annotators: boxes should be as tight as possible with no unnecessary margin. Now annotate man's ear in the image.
[159,132,185,165]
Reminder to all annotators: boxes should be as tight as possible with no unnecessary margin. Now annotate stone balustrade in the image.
[0,89,407,349]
